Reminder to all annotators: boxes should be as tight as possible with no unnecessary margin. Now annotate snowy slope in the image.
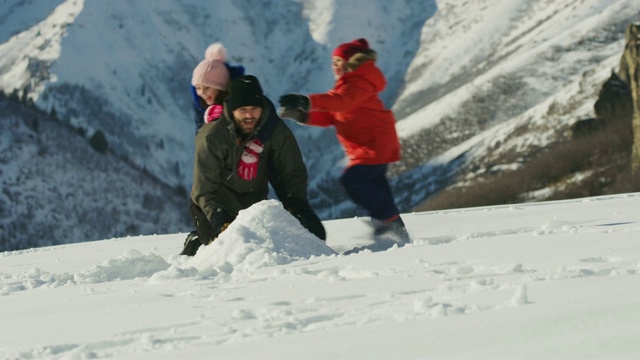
[1,0,639,250]
[1,194,640,359]
[0,0,80,97]
[396,0,634,121]
[0,96,191,251]
[388,0,638,208]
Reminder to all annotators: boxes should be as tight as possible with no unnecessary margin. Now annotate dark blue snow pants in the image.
[340,164,400,221]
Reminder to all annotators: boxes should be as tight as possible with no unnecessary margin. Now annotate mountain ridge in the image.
[1,0,639,250]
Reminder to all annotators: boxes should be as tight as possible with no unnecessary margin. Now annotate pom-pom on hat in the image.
[191,42,231,90]
[332,38,369,60]
[226,75,264,112]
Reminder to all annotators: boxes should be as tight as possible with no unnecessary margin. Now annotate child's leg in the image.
[340,164,399,221]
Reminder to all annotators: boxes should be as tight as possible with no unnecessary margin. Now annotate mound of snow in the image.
[185,200,335,276]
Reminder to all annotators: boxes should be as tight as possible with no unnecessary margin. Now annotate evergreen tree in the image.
[90,130,109,154]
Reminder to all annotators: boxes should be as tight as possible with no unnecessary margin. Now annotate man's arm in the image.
[191,125,234,241]
[269,121,326,240]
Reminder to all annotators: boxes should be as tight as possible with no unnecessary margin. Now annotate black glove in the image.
[283,197,326,241]
[190,202,234,246]
[279,94,310,124]
[207,208,234,245]
[279,94,310,111]
[279,107,308,124]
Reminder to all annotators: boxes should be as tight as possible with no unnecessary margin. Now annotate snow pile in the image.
[74,249,170,283]
[0,200,335,295]
[186,200,336,276]
[0,249,171,295]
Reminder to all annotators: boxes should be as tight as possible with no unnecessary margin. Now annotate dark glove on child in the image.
[279,94,310,111]
[278,94,310,124]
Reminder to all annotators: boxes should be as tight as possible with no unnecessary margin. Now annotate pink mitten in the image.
[237,139,263,180]
[204,104,223,123]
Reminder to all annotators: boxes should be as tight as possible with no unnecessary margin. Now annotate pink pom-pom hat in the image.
[191,42,230,90]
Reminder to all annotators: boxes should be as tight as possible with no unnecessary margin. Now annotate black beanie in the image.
[226,75,264,112]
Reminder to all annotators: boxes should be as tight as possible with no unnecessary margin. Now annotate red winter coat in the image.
[307,60,401,168]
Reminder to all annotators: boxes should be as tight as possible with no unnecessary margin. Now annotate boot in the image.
[180,230,202,256]
[372,217,411,245]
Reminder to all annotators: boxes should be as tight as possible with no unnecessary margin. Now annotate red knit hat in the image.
[332,38,369,60]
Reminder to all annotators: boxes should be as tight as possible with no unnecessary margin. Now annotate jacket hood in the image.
[344,59,386,93]
[346,49,377,70]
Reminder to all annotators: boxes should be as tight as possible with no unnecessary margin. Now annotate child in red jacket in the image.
[279,38,410,245]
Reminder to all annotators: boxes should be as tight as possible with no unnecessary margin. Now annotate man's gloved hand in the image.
[278,94,310,124]
[189,202,235,247]
[283,197,326,241]
[206,208,234,245]
[206,222,230,245]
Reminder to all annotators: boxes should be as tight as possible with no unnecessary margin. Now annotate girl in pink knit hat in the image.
[189,43,245,134]
[181,43,245,256]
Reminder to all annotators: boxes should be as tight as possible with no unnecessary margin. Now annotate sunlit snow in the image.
[2,195,640,359]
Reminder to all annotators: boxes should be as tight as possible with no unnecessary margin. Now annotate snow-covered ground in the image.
[2,194,640,359]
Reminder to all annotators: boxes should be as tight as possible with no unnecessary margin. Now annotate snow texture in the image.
[1,194,640,359]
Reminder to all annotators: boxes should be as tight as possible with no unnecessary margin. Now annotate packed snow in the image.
[2,195,640,359]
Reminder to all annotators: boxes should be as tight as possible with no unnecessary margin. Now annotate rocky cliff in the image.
[619,24,640,174]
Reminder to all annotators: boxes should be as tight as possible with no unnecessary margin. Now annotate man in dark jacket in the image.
[181,75,326,256]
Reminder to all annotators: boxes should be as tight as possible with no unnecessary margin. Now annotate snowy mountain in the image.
[0,94,190,251]
[1,0,639,250]
[390,0,638,208]
[1,194,639,359]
